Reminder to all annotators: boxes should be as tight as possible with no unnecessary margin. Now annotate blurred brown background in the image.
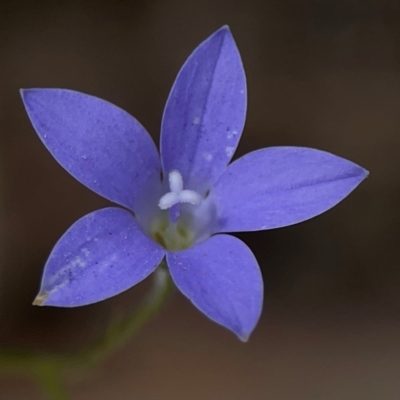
[1,0,399,399]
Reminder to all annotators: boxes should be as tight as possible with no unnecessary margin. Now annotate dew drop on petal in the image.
[204,153,213,161]
[227,130,238,140]
[225,147,235,157]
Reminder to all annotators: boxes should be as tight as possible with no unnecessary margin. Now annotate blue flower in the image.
[21,26,367,341]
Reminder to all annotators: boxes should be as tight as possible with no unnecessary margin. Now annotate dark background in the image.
[1,0,399,399]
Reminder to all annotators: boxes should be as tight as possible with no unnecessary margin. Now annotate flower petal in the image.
[211,147,368,232]
[161,26,246,193]
[21,89,160,210]
[34,208,165,307]
[167,235,263,341]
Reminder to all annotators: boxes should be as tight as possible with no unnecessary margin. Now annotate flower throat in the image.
[150,170,204,251]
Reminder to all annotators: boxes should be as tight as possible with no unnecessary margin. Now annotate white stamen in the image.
[158,170,202,211]
[169,170,183,193]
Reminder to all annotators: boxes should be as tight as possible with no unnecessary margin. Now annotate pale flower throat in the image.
[150,170,208,251]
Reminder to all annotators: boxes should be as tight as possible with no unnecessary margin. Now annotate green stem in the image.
[79,262,173,366]
[0,263,173,398]
[34,365,70,400]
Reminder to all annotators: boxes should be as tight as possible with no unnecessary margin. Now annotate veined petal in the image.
[211,147,368,232]
[161,26,246,193]
[167,235,263,341]
[21,89,160,211]
[34,208,165,307]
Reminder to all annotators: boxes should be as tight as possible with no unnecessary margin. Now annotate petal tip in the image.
[20,88,39,107]
[354,166,369,185]
[219,24,231,32]
[225,320,259,343]
[32,292,49,306]
[19,88,29,101]
[209,25,233,42]
[216,25,233,39]
[236,322,258,342]
[238,332,251,342]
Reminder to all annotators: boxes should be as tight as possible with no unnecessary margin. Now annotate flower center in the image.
[148,170,213,251]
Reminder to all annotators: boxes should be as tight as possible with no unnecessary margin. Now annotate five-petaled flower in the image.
[21,26,367,341]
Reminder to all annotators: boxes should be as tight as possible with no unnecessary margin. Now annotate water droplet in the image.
[225,147,235,157]
[227,130,238,140]
[204,153,213,161]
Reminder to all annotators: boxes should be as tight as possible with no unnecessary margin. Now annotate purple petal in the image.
[21,89,160,210]
[34,208,165,307]
[167,235,263,341]
[211,147,368,232]
[161,26,246,193]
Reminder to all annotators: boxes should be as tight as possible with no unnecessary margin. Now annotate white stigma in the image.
[158,170,202,210]
[169,170,183,193]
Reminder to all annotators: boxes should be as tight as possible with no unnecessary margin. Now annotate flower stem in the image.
[78,262,173,366]
[0,263,173,398]
[34,365,70,400]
